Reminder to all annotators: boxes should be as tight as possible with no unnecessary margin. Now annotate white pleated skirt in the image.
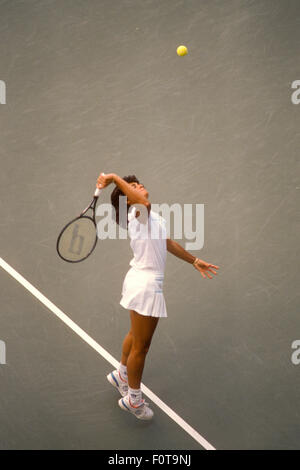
[120,267,167,318]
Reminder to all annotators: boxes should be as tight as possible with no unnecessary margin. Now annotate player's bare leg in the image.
[120,330,133,366]
[107,331,132,397]
[126,310,159,389]
[118,310,159,419]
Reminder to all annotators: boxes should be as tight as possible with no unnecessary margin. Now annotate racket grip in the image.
[94,172,106,197]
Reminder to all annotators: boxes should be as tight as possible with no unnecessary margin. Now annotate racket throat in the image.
[80,196,98,217]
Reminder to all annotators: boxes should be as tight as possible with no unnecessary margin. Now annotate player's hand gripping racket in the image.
[56,173,105,262]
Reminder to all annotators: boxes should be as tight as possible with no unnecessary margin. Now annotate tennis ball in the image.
[177,45,188,56]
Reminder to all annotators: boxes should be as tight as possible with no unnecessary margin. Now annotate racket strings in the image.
[57,216,97,262]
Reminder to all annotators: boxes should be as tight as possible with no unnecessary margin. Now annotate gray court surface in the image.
[0,0,300,450]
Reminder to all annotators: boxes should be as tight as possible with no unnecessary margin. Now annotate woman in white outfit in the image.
[96,173,219,420]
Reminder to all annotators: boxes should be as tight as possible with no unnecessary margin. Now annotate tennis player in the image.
[96,173,219,420]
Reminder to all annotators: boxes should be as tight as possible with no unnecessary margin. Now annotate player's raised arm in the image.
[97,173,151,214]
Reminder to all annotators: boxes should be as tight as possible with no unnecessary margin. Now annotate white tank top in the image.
[127,206,167,275]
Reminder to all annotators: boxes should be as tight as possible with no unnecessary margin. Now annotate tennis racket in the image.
[56,174,105,263]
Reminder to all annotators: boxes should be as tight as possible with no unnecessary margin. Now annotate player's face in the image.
[127,181,149,205]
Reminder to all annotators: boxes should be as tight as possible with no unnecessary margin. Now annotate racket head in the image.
[56,215,98,263]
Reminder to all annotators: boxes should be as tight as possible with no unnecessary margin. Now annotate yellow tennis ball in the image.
[177,45,188,56]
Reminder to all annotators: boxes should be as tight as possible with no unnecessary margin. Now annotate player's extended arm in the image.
[166,238,196,264]
[167,238,220,279]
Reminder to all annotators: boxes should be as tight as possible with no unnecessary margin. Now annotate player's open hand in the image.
[193,259,219,279]
[97,173,115,189]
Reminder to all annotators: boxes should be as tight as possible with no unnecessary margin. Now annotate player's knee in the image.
[133,341,150,356]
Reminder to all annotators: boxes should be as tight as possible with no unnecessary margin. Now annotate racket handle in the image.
[94,172,106,197]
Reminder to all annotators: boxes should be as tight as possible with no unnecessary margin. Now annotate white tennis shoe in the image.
[107,370,128,397]
[118,395,154,420]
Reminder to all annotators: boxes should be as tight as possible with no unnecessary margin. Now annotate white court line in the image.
[0,256,216,450]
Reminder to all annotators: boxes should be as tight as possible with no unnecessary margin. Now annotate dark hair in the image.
[111,175,140,228]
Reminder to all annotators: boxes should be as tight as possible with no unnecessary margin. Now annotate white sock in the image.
[118,362,128,381]
[128,387,142,405]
